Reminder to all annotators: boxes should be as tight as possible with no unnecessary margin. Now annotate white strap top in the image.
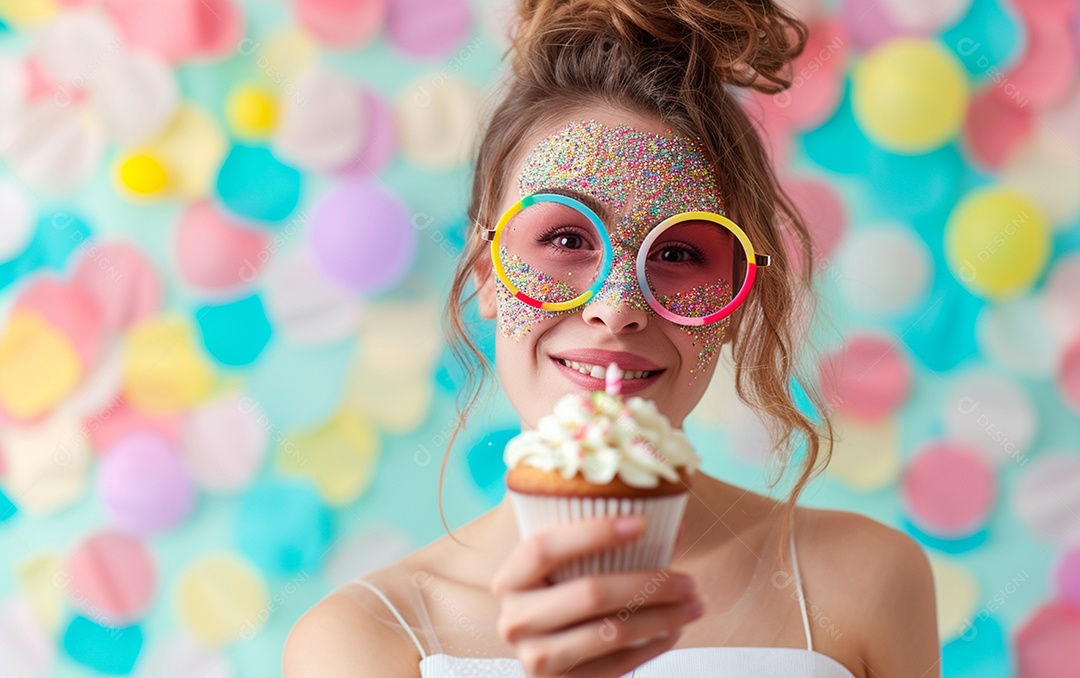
[354,522,856,677]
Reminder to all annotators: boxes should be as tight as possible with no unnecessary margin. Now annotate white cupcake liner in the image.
[507,490,688,583]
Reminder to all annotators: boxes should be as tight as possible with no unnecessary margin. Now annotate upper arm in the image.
[283,591,422,678]
[857,521,941,678]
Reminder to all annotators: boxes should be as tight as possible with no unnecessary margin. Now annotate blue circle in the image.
[62,616,143,675]
[942,614,1011,677]
[195,294,273,366]
[0,211,94,291]
[799,79,872,175]
[902,517,989,554]
[0,487,16,523]
[216,145,302,223]
[235,478,332,576]
[867,145,967,219]
[466,428,519,504]
[942,0,1025,82]
[895,259,984,372]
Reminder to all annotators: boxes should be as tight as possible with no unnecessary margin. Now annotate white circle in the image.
[1001,129,1080,230]
[272,67,366,172]
[180,394,269,492]
[323,527,414,589]
[396,73,480,171]
[34,9,120,87]
[1045,253,1080,345]
[882,0,971,32]
[942,369,1037,467]
[0,180,33,260]
[976,294,1065,377]
[136,634,233,678]
[90,51,179,145]
[1013,450,1080,543]
[6,100,105,193]
[0,598,52,678]
[836,224,932,316]
[263,245,363,345]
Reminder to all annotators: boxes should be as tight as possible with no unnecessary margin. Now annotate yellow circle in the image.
[175,554,269,646]
[929,555,979,642]
[226,84,279,139]
[142,104,227,199]
[945,186,1051,300]
[123,316,215,414]
[279,410,379,507]
[824,413,902,491]
[118,153,169,195]
[853,38,969,153]
[0,309,82,419]
[0,0,58,27]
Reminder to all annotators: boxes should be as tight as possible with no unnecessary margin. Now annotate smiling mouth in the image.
[554,359,662,381]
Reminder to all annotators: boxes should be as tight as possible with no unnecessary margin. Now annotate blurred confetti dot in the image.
[1045,254,1080,344]
[1000,130,1080,230]
[822,412,901,491]
[941,0,1024,80]
[1055,540,1080,607]
[97,430,197,535]
[942,369,1036,467]
[341,87,396,176]
[72,241,163,332]
[174,553,269,647]
[1015,601,1080,678]
[836,223,931,315]
[1013,451,1080,543]
[0,309,83,420]
[278,410,379,506]
[15,553,64,631]
[467,428,517,503]
[385,0,470,59]
[216,144,302,223]
[963,86,1034,170]
[225,83,279,140]
[140,103,227,199]
[235,478,331,575]
[91,51,179,145]
[942,614,1010,678]
[930,554,980,642]
[262,245,363,346]
[5,99,105,193]
[195,294,273,367]
[323,526,412,588]
[976,294,1063,377]
[1,414,92,515]
[0,179,33,261]
[272,67,365,172]
[181,393,268,492]
[123,316,216,414]
[134,635,233,678]
[118,152,169,196]
[1060,340,1080,413]
[62,615,143,675]
[902,441,996,539]
[778,176,847,274]
[818,333,912,422]
[997,10,1076,110]
[294,0,385,49]
[0,599,53,677]
[175,200,269,293]
[66,531,156,622]
[396,73,480,170]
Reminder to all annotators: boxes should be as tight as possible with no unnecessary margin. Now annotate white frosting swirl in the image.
[504,391,701,488]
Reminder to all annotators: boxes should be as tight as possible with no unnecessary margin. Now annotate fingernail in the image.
[615,516,643,537]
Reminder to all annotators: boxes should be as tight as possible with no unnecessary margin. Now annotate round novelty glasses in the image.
[479,192,772,327]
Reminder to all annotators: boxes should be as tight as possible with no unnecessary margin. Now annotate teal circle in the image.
[0,211,94,291]
[867,145,967,219]
[235,478,332,576]
[195,294,273,366]
[62,616,143,675]
[466,428,518,504]
[216,145,302,223]
[942,0,1024,82]
[942,614,1010,677]
[800,79,872,175]
[0,486,16,522]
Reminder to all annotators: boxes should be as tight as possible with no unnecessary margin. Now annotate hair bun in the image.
[511,0,807,93]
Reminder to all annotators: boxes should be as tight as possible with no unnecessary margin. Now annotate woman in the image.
[284,1,940,676]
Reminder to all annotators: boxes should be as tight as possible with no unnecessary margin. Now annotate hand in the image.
[490,516,704,678]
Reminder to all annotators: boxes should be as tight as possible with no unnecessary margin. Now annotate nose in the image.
[580,297,649,334]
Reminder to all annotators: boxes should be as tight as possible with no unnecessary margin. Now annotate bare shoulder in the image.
[795,506,941,678]
[282,567,423,678]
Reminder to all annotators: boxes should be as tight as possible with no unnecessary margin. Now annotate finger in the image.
[562,630,682,678]
[498,570,696,642]
[491,516,645,596]
[516,597,703,676]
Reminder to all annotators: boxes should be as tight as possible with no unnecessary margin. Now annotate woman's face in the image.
[474,109,736,430]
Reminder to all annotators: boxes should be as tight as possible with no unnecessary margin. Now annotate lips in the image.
[549,349,665,396]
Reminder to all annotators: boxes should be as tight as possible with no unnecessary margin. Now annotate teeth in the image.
[558,359,654,380]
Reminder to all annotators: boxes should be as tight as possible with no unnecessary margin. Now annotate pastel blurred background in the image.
[0,0,1078,676]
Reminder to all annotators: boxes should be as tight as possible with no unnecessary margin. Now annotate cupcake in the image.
[504,367,700,582]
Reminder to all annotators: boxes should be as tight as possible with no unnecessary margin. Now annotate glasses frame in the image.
[479,192,771,327]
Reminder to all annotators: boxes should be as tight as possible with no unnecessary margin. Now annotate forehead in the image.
[515,118,721,221]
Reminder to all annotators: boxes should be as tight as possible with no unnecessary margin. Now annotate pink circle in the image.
[104,0,243,62]
[1010,0,1076,20]
[89,399,183,453]
[1056,541,1080,607]
[902,441,997,538]
[15,277,103,368]
[963,87,1035,169]
[751,19,846,131]
[73,242,162,333]
[340,88,397,176]
[174,200,269,293]
[385,0,470,59]
[67,531,156,622]
[97,431,196,535]
[818,334,912,422]
[1060,340,1080,413]
[995,11,1077,111]
[1017,601,1080,678]
[779,177,847,275]
[308,178,417,292]
[295,0,385,49]
[746,96,793,166]
[841,0,905,51]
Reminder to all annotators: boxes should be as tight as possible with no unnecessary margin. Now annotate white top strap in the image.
[354,578,428,659]
[788,521,814,652]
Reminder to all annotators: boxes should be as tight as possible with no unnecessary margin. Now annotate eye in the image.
[651,242,705,265]
[537,226,596,252]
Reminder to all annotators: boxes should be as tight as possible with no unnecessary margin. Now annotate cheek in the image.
[679,317,729,378]
[495,282,565,339]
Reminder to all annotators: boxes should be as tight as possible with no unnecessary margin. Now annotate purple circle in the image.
[97,431,196,535]
[385,0,470,59]
[841,0,906,50]
[309,178,417,292]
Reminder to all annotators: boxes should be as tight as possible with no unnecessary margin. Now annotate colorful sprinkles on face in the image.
[495,119,732,376]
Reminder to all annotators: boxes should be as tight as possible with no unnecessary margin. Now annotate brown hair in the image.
[440,0,836,565]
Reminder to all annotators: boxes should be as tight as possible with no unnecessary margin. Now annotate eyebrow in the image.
[534,186,616,223]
